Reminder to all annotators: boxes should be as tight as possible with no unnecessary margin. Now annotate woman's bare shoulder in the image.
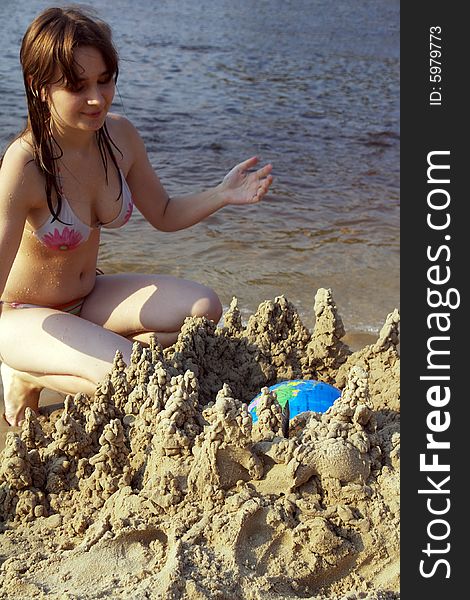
[108,112,142,145]
[105,113,144,171]
[0,136,44,207]
[107,112,140,138]
[2,134,40,174]
[2,135,33,165]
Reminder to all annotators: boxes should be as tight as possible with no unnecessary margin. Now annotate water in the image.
[0,0,399,335]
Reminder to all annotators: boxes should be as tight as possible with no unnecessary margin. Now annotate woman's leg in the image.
[79,273,223,346]
[0,274,222,425]
[0,306,134,425]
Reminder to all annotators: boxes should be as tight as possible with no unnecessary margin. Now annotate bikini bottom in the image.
[1,296,86,316]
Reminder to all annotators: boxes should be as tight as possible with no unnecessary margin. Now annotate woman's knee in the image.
[191,286,223,323]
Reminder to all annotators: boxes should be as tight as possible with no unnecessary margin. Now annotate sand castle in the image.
[0,288,400,600]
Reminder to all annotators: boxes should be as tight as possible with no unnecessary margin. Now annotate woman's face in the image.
[46,46,115,135]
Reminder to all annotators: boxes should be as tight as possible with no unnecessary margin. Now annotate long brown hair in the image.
[9,5,122,222]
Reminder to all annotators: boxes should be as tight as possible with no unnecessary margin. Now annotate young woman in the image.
[0,6,273,426]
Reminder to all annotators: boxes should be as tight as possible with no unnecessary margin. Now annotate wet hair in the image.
[6,5,122,221]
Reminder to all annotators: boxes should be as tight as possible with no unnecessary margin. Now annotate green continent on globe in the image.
[273,381,305,409]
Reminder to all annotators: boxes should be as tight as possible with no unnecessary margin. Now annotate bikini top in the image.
[30,169,133,251]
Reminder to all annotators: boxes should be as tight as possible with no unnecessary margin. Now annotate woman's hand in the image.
[220,156,273,205]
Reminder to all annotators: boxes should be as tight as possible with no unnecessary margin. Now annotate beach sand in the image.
[0,288,400,600]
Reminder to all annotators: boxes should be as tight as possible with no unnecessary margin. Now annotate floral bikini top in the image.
[30,169,133,251]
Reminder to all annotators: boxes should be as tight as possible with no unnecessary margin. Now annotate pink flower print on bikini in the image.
[42,226,84,251]
[122,201,133,225]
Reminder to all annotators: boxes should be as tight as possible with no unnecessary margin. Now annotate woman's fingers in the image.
[237,156,259,172]
[250,170,273,191]
[251,174,273,202]
[256,163,273,179]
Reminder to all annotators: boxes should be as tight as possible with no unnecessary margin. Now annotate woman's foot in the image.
[1,363,42,426]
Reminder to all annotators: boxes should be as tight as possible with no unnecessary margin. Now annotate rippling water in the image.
[0,0,399,335]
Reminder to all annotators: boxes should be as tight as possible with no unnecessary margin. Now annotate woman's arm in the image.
[0,143,36,303]
[121,116,273,232]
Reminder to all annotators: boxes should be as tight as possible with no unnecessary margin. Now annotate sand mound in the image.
[0,288,400,600]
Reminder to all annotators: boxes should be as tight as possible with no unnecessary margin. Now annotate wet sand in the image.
[0,289,400,599]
